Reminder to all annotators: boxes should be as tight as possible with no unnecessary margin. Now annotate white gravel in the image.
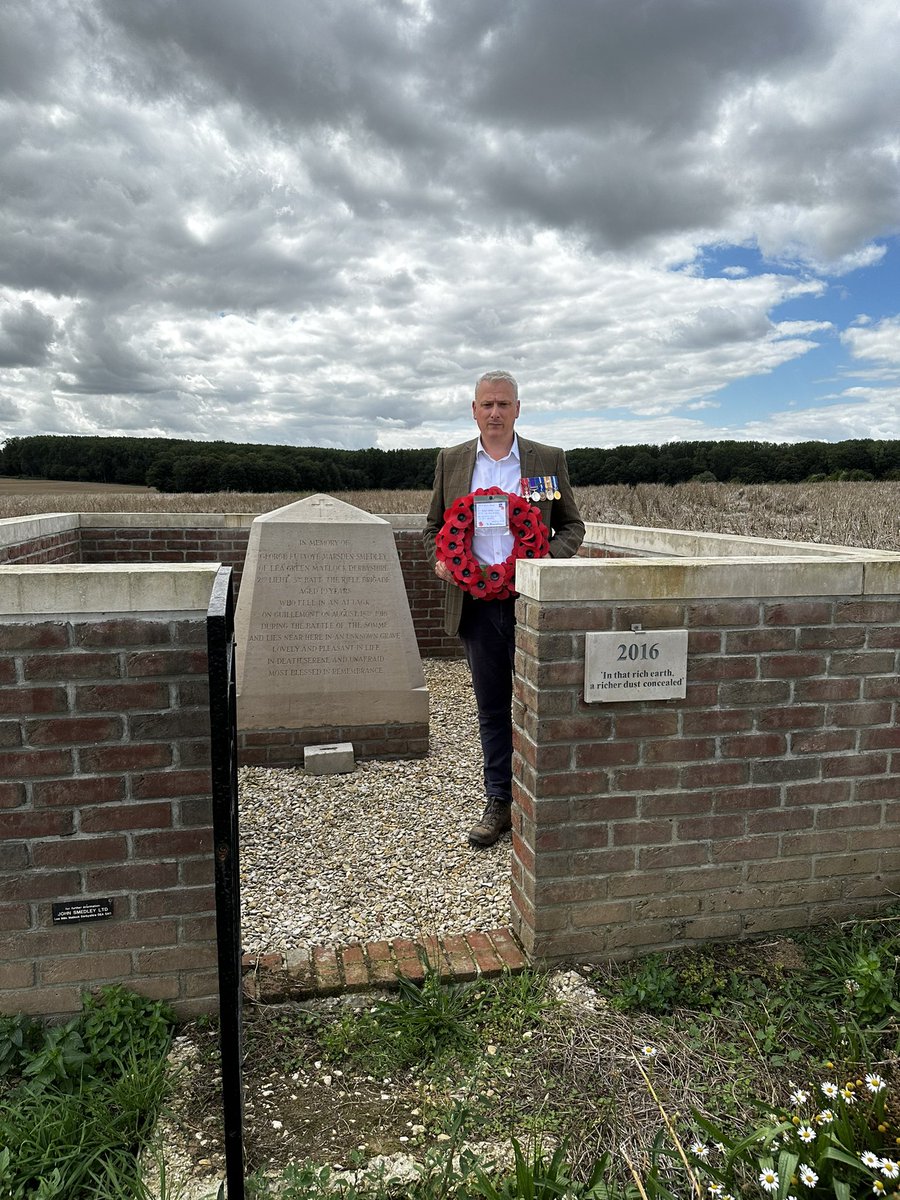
[238,658,512,952]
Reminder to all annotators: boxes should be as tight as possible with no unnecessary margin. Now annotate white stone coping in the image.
[0,513,80,545]
[77,512,256,529]
[0,564,222,615]
[584,521,900,560]
[514,555,900,602]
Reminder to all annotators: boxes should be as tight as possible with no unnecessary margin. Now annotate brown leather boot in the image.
[468,796,512,848]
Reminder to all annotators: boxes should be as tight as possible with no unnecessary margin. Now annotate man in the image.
[424,370,585,847]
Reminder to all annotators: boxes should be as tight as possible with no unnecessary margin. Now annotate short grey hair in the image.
[475,370,518,400]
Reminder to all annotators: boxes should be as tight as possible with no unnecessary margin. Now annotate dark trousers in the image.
[458,595,516,804]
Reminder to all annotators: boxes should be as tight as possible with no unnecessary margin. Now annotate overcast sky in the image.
[1,0,899,452]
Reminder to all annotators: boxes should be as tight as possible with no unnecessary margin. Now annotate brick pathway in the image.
[241,926,527,1003]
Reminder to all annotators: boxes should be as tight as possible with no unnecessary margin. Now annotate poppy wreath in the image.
[434,486,551,600]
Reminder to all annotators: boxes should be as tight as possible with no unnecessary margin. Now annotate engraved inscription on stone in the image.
[584,629,688,703]
[234,494,428,730]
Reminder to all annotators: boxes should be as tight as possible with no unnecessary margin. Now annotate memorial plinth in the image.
[234,495,429,764]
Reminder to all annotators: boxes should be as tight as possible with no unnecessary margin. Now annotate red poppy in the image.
[434,487,550,599]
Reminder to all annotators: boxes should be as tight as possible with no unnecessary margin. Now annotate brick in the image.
[0,782,25,809]
[784,779,852,806]
[132,829,213,858]
[0,841,28,870]
[795,677,861,702]
[0,686,68,714]
[177,796,212,826]
[677,813,745,840]
[0,904,30,930]
[25,653,120,680]
[681,709,753,734]
[75,683,170,711]
[859,728,900,751]
[0,748,73,778]
[679,761,749,788]
[0,871,80,901]
[798,626,865,649]
[74,620,171,647]
[823,753,887,778]
[714,786,782,812]
[31,775,125,808]
[41,953,133,984]
[125,650,207,677]
[0,809,74,838]
[0,661,15,685]
[817,802,882,829]
[686,630,723,653]
[725,628,796,653]
[719,680,791,706]
[865,677,900,700]
[178,857,214,886]
[711,835,780,863]
[2,984,83,1015]
[129,712,210,740]
[829,701,893,728]
[642,791,710,817]
[761,653,826,679]
[536,770,608,798]
[486,927,527,969]
[571,795,637,821]
[613,712,678,738]
[764,601,833,625]
[132,769,211,799]
[644,737,715,764]
[613,765,679,792]
[80,802,173,833]
[751,759,818,783]
[0,721,21,747]
[757,705,824,730]
[868,626,900,648]
[0,623,69,650]
[79,743,173,773]
[85,862,179,892]
[746,808,813,834]
[791,729,856,755]
[836,601,900,623]
[687,601,760,627]
[25,716,123,745]
[532,715,613,741]
[689,656,757,681]
[574,742,639,768]
[611,820,674,846]
[0,927,81,958]
[722,733,787,758]
[464,931,504,975]
[32,836,127,866]
[136,887,214,917]
[137,945,218,972]
[830,651,896,675]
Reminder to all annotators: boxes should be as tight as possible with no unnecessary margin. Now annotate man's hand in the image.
[435,560,455,584]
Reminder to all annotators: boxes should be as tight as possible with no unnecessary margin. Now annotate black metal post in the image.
[206,565,245,1199]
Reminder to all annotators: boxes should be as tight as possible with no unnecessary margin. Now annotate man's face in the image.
[472,379,520,442]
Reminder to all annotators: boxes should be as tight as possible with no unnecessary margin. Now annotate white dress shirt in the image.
[470,435,521,567]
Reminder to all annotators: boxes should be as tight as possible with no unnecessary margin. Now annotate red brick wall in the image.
[511,594,900,961]
[0,615,215,1017]
[80,526,251,591]
[0,530,80,565]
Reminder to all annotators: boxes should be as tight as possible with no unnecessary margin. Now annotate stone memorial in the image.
[234,494,428,763]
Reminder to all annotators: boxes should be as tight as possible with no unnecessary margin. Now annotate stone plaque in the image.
[584,629,688,702]
[234,495,427,729]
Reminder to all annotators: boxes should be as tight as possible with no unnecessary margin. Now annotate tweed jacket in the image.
[423,435,585,636]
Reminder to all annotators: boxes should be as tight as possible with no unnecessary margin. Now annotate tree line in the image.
[1,434,899,491]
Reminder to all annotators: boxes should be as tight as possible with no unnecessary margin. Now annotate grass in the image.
[2,480,900,551]
[0,986,176,1199]
[161,913,900,1198]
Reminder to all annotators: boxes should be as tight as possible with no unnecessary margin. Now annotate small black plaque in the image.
[52,898,114,924]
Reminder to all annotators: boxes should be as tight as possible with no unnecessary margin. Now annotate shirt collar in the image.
[476,434,520,464]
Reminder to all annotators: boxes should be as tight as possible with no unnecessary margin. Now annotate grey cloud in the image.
[0,301,57,367]
[669,306,772,351]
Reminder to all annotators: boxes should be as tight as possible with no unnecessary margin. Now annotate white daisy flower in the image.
[798,1124,816,1143]
[880,1159,900,1180]
[866,1073,886,1094]
[841,1086,857,1105]
[872,1181,886,1195]
[861,1151,881,1168]
[759,1167,779,1193]
[690,1141,710,1161]
[816,1109,835,1125]
[707,1185,722,1197]
[790,1089,810,1106]
[821,1081,839,1099]
[799,1165,818,1187]
[641,1044,658,1058]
